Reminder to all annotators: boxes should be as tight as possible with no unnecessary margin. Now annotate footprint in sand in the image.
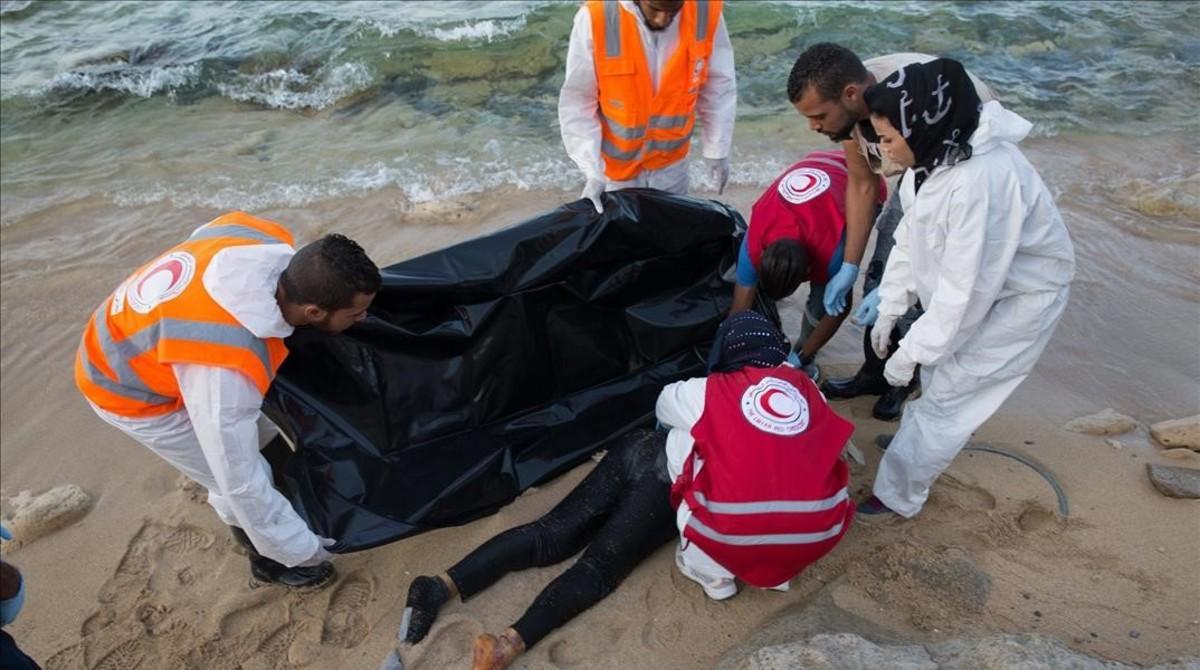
[90,638,145,670]
[547,638,587,667]
[239,619,312,670]
[321,573,375,649]
[1016,501,1060,533]
[135,601,173,637]
[639,562,687,649]
[43,643,84,670]
[402,615,479,670]
[548,623,624,668]
[933,473,997,512]
[160,523,214,554]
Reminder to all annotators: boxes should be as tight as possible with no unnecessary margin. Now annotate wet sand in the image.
[1,133,1198,668]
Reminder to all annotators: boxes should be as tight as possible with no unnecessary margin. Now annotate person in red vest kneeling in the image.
[656,310,856,599]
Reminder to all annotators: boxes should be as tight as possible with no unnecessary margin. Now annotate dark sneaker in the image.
[250,558,336,590]
[403,575,452,644]
[821,371,889,399]
[856,495,898,518]
[871,383,917,421]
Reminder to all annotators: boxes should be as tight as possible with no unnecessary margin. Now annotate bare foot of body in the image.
[472,628,526,670]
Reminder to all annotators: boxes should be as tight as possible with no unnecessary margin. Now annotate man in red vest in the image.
[559,0,737,212]
[76,213,381,589]
[656,310,856,599]
[731,151,886,380]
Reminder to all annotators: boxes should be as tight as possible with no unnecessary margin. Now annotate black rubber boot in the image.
[230,526,335,590]
[403,575,452,644]
[821,368,889,398]
[820,325,890,399]
[871,377,919,421]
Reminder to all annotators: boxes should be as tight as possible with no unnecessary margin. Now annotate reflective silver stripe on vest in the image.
[89,305,173,403]
[603,115,690,141]
[603,116,646,140]
[89,309,272,400]
[602,131,694,162]
[695,0,710,41]
[188,224,282,245]
[692,488,849,515]
[79,344,175,406]
[157,319,273,376]
[604,0,622,58]
[601,137,642,162]
[649,115,690,129]
[687,516,845,546]
[646,130,693,153]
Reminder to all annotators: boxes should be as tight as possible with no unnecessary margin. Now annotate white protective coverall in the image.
[558,0,737,194]
[89,243,327,567]
[873,101,1076,517]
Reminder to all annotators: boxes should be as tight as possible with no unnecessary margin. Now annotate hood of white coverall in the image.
[969,100,1034,155]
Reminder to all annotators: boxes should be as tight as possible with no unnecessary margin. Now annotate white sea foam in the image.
[359,10,530,43]
[109,151,585,211]
[106,144,796,214]
[42,63,200,98]
[215,62,372,111]
[418,16,528,43]
[0,0,33,15]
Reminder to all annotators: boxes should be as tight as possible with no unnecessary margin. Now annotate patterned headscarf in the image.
[706,310,790,373]
[863,58,982,192]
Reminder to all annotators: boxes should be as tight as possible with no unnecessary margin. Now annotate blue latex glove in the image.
[852,287,881,326]
[822,262,859,316]
[1,524,26,626]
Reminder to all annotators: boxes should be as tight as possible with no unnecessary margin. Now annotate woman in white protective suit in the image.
[855,58,1075,519]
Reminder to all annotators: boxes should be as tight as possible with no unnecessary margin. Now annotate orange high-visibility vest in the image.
[588,0,722,182]
[75,212,294,419]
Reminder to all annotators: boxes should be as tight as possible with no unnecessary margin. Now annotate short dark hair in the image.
[759,239,809,301]
[787,43,869,103]
[280,234,381,311]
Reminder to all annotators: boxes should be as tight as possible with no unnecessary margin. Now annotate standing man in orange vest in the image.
[75,212,381,589]
[559,0,737,213]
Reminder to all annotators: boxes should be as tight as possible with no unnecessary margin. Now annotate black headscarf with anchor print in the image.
[863,58,982,193]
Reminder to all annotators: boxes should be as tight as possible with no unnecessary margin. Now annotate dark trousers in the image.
[446,430,675,647]
[860,188,922,380]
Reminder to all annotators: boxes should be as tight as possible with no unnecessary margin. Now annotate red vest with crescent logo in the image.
[75,212,293,418]
[747,151,885,285]
[670,364,855,587]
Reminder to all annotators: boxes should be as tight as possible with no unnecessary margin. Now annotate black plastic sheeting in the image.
[263,189,776,553]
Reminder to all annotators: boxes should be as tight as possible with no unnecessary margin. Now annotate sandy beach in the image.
[2,124,1199,668]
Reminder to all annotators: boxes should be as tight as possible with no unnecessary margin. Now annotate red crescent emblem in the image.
[136,259,184,297]
[757,389,791,419]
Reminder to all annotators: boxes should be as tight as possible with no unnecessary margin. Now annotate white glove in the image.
[883,348,917,387]
[705,157,730,194]
[296,536,336,567]
[870,313,898,359]
[582,178,605,214]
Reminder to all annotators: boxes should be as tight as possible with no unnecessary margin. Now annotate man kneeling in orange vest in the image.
[657,310,856,599]
[75,212,381,589]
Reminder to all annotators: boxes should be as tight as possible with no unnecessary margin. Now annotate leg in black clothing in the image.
[404,429,669,645]
[509,459,675,647]
[447,436,638,598]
